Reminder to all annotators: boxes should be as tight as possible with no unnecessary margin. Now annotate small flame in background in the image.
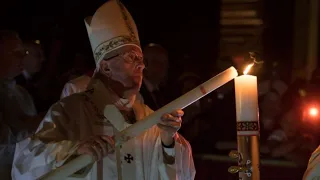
[34,40,40,45]
[309,107,319,117]
[243,63,254,75]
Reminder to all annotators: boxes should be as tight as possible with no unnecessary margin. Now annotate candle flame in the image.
[243,63,254,75]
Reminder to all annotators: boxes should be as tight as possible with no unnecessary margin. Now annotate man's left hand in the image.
[158,109,184,146]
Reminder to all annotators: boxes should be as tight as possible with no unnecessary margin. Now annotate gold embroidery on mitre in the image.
[93,35,139,62]
[116,0,137,41]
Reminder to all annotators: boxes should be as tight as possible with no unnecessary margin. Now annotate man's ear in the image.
[100,60,111,77]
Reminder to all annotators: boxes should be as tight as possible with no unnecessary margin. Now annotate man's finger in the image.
[79,144,99,161]
[161,115,182,123]
[159,120,181,128]
[171,109,184,117]
[94,138,108,156]
[157,123,178,132]
[161,114,171,120]
[101,136,115,148]
[90,144,102,161]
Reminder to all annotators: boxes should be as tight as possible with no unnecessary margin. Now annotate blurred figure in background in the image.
[0,30,39,133]
[60,52,95,99]
[21,40,45,80]
[266,108,317,166]
[177,72,216,153]
[0,30,37,180]
[0,30,24,80]
[15,39,46,113]
[60,52,95,83]
[258,61,288,132]
[177,73,202,143]
[177,73,202,124]
[140,43,169,110]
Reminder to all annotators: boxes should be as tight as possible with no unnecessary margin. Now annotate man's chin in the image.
[132,77,142,88]
[133,75,142,82]
[122,76,142,91]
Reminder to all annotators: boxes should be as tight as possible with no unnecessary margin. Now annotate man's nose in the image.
[136,62,145,72]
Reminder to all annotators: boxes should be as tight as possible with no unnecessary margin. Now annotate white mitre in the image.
[85,0,141,65]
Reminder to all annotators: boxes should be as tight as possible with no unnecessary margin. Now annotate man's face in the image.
[0,35,26,79]
[105,48,145,90]
[143,47,168,84]
[23,43,45,74]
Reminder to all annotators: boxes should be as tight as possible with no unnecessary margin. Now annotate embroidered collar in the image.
[84,79,143,125]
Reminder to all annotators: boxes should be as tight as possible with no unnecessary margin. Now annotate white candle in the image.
[234,74,259,135]
[233,64,260,180]
[116,66,238,145]
[39,155,93,180]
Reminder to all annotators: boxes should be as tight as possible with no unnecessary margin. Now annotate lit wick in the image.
[243,63,254,75]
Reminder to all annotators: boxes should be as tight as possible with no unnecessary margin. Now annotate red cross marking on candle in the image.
[200,86,207,95]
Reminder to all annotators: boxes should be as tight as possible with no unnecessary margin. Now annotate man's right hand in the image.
[76,135,115,161]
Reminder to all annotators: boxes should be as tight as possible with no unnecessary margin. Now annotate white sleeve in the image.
[143,106,195,180]
[11,103,79,180]
[12,138,79,180]
[303,146,320,180]
[158,133,195,180]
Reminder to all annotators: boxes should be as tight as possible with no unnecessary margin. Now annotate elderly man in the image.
[59,44,166,106]
[12,1,195,180]
[59,56,144,102]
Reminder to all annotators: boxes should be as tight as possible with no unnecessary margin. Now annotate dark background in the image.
[0,1,317,179]
[0,0,296,80]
